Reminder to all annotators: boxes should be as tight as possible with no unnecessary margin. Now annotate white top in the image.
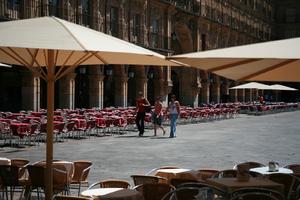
[81,188,123,197]
[0,157,11,165]
[157,168,191,174]
[250,166,293,175]
[169,102,178,114]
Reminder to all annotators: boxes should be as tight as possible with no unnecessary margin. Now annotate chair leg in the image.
[77,183,81,196]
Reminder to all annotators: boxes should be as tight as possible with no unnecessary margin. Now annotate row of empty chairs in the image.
[0,158,92,200]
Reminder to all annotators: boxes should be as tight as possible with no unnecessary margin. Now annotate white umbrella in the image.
[0,16,178,199]
[229,82,271,90]
[169,37,300,82]
[0,62,11,67]
[269,84,298,91]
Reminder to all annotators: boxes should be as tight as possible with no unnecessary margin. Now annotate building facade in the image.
[0,0,278,111]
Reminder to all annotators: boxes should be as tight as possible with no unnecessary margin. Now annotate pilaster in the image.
[21,72,40,111]
[58,72,76,109]
[88,66,104,109]
[114,75,129,107]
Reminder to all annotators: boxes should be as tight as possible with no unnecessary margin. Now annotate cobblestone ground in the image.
[1,110,300,198]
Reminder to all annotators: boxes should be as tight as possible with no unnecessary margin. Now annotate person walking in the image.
[135,91,150,136]
[153,96,166,136]
[167,94,180,138]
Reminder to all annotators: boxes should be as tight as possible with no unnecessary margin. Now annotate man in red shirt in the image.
[135,91,150,136]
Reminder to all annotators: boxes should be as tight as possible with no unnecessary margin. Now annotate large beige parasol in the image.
[268,84,298,91]
[229,82,271,90]
[169,37,300,82]
[0,16,178,199]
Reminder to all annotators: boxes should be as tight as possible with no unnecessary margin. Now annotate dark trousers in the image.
[136,112,145,135]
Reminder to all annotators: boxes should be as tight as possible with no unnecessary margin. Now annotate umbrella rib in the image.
[54,50,59,67]
[25,49,47,80]
[0,48,27,66]
[94,53,108,65]
[43,49,49,72]
[208,59,262,72]
[55,51,75,78]
[7,48,30,66]
[55,52,96,81]
[237,59,297,81]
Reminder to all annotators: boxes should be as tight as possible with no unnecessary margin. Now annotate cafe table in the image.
[81,188,144,200]
[250,167,293,175]
[0,157,11,165]
[155,168,199,183]
[206,177,284,194]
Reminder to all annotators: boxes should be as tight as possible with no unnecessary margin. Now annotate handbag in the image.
[144,105,152,113]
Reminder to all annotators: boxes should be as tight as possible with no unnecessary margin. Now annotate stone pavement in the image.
[1,111,300,186]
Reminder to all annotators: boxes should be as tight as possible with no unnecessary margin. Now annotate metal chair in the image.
[130,174,167,186]
[88,179,131,189]
[70,160,92,196]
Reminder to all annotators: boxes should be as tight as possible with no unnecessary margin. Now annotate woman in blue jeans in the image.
[167,95,181,138]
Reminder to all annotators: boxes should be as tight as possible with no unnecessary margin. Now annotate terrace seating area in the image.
[1,102,299,148]
[1,157,300,200]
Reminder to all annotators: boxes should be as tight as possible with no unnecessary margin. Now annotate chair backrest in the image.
[0,165,21,186]
[231,187,284,200]
[284,164,300,174]
[27,165,46,188]
[53,195,92,200]
[145,166,180,175]
[142,183,174,200]
[131,174,163,186]
[170,178,200,188]
[66,122,76,132]
[197,169,219,180]
[11,158,30,167]
[99,179,131,188]
[266,173,295,199]
[234,161,265,171]
[72,160,92,182]
[212,169,237,178]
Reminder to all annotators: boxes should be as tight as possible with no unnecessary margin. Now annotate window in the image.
[110,6,119,37]
[49,0,58,17]
[7,0,19,10]
[284,30,297,38]
[132,14,141,43]
[285,8,296,23]
[150,18,159,48]
[81,0,91,27]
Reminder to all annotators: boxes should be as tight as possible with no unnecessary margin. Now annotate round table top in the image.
[250,166,293,174]
[156,168,192,174]
[81,188,143,200]
[0,157,11,165]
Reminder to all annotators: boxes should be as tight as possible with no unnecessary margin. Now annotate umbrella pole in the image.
[45,50,55,200]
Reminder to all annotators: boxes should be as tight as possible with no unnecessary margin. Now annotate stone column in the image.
[22,72,40,111]
[180,68,200,107]
[135,67,148,97]
[114,75,128,107]
[211,76,221,104]
[136,77,148,97]
[237,89,246,102]
[229,88,238,102]
[200,82,210,104]
[58,72,76,109]
[88,66,104,109]
[245,89,253,102]
[221,80,230,103]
